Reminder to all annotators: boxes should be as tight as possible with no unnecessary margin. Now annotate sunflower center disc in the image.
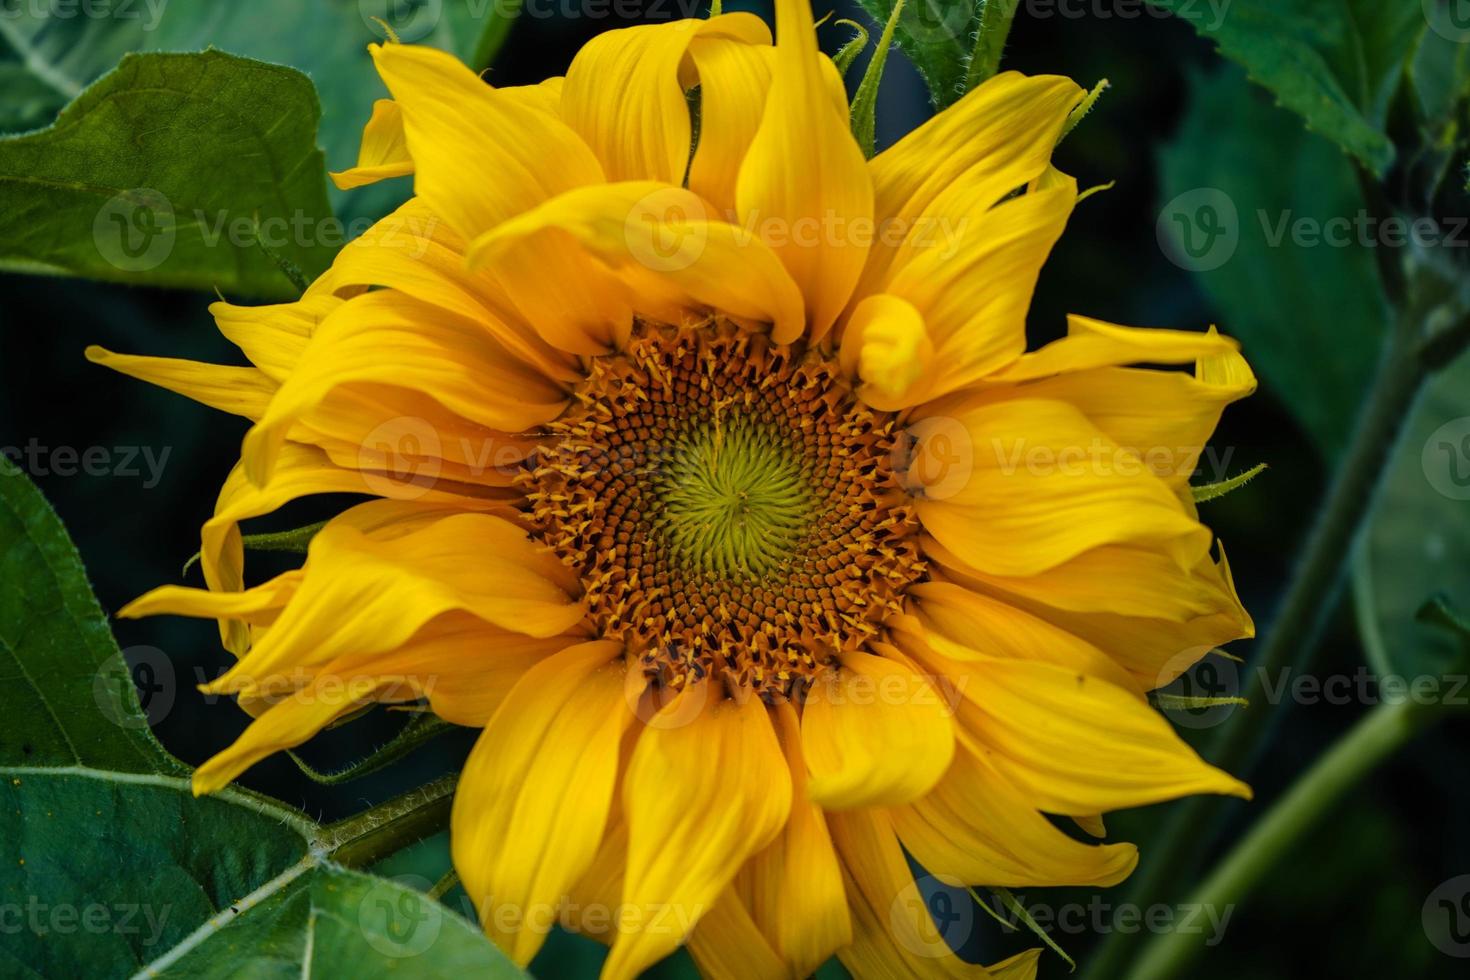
[525,319,924,698]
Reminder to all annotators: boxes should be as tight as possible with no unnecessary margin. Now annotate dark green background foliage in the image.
[1,1,1468,978]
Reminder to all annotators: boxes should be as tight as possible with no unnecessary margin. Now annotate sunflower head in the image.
[529,318,923,697]
[93,1,1258,977]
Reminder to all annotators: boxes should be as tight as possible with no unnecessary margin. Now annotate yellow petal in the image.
[837,293,932,409]
[192,671,383,795]
[240,288,567,486]
[828,807,995,978]
[735,0,873,341]
[85,347,277,419]
[370,42,603,240]
[604,687,792,980]
[119,571,303,628]
[891,746,1138,887]
[452,641,630,965]
[686,890,789,980]
[990,314,1243,383]
[913,397,1210,577]
[466,181,803,342]
[801,647,955,809]
[743,702,850,976]
[562,14,770,184]
[330,99,413,190]
[311,198,578,380]
[883,178,1077,405]
[206,504,585,696]
[990,950,1043,980]
[685,37,773,214]
[908,579,1141,694]
[209,294,340,383]
[934,651,1250,813]
[862,72,1083,294]
[997,364,1256,490]
[922,535,1254,689]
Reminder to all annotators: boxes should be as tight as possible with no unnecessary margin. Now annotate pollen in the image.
[523,319,924,698]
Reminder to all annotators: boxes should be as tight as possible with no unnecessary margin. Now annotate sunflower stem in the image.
[1123,695,1443,980]
[317,774,456,868]
[963,0,1021,94]
[1083,267,1461,980]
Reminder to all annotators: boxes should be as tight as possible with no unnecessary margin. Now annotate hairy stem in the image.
[963,0,1020,93]
[317,774,456,868]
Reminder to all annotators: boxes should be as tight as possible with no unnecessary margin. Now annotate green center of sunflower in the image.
[524,318,924,698]
[651,404,815,579]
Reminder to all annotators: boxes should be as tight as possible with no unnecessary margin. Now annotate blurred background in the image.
[2,1,1467,977]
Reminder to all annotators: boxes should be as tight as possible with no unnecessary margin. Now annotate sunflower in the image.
[89,1,1258,976]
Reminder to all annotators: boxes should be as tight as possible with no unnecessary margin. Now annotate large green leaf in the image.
[1354,354,1470,680]
[853,0,978,108]
[1147,0,1422,175]
[1158,65,1390,457]
[0,467,524,977]
[0,50,335,298]
[0,0,152,133]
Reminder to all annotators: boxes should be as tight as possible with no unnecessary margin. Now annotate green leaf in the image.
[0,50,336,298]
[147,1,521,225]
[1158,65,1390,457]
[1354,353,1470,679]
[853,0,978,109]
[1146,0,1421,175]
[0,0,151,134]
[0,469,525,976]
